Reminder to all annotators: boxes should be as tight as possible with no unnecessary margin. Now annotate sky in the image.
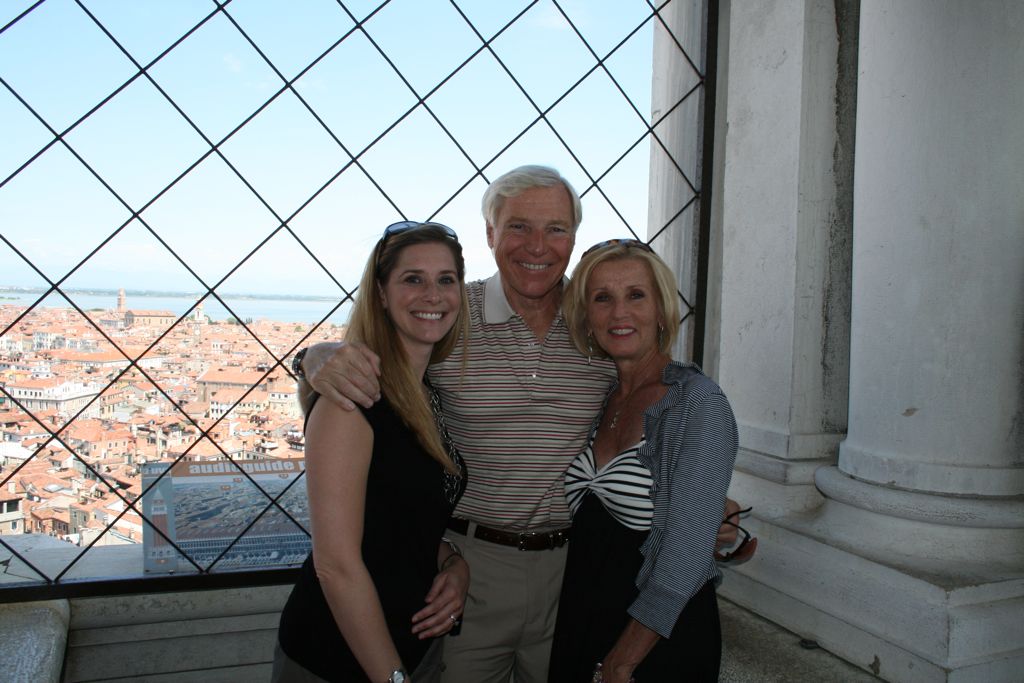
[0,0,687,300]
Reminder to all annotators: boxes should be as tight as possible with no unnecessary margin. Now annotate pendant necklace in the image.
[607,389,638,430]
[607,356,664,430]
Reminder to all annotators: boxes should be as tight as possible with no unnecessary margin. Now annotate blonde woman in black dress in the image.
[549,240,739,683]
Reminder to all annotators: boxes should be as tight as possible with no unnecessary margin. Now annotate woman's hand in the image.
[593,660,635,683]
[411,555,469,639]
[596,618,658,682]
[716,497,742,549]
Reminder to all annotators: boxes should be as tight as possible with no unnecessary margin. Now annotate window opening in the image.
[0,0,713,598]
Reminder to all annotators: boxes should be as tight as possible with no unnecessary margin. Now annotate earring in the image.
[587,331,594,365]
[657,323,665,348]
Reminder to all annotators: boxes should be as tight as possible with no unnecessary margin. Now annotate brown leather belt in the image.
[446,517,570,551]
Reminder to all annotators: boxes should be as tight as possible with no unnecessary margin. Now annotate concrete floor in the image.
[719,598,880,682]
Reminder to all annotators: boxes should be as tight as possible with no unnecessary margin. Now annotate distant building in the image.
[267,382,300,419]
[197,367,270,402]
[0,333,30,354]
[32,327,65,350]
[0,443,33,468]
[209,387,268,419]
[193,300,207,324]
[0,487,24,535]
[124,310,175,329]
[46,350,131,375]
[28,499,71,537]
[3,378,101,418]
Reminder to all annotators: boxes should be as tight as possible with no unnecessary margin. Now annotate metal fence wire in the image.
[0,0,713,599]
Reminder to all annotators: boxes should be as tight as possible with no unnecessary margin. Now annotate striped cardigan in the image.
[624,361,739,638]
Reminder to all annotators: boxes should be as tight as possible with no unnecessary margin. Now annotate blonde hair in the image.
[347,225,469,472]
[563,243,680,359]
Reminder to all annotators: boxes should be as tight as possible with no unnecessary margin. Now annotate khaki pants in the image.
[439,524,568,683]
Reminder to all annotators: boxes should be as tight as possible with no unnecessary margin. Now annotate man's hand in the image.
[716,497,742,549]
[304,341,382,411]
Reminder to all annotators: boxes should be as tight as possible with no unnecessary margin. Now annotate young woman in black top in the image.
[275,223,470,683]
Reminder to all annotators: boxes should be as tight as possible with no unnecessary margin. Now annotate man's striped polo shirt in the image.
[428,274,617,531]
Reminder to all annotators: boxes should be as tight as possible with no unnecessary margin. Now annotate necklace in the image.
[606,356,666,430]
[608,382,643,430]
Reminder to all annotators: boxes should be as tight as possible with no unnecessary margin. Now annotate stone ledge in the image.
[0,580,908,683]
[63,586,289,682]
[0,599,69,683]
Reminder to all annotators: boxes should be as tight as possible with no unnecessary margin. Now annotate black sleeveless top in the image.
[277,392,465,681]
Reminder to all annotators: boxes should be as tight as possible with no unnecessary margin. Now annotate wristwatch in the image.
[290,347,307,381]
[441,536,462,561]
[386,668,408,683]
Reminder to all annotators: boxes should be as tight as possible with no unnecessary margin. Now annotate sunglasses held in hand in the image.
[715,506,758,565]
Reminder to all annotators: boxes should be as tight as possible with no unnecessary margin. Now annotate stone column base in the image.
[721,469,1024,683]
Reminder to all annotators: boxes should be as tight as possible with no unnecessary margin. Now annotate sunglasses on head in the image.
[714,506,758,566]
[382,221,459,243]
[581,238,654,258]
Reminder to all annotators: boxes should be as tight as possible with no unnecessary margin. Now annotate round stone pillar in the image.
[832,0,1024,541]
[839,0,1023,497]
[811,2,1024,678]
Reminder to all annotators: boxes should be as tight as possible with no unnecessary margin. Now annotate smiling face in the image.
[585,257,664,363]
[379,241,462,361]
[486,184,576,313]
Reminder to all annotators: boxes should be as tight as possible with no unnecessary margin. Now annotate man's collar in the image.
[483,272,516,323]
[482,272,569,324]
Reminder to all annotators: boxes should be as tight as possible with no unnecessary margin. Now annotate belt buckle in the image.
[516,529,566,551]
[517,533,532,551]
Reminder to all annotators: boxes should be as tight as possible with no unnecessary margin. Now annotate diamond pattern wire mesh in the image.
[0,0,709,595]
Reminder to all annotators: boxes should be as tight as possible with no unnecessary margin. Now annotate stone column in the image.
[648,0,708,360]
[713,0,853,515]
[837,0,1024,501]
[813,0,1024,675]
[713,1,1024,681]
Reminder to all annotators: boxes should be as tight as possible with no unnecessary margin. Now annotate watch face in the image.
[291,348,306,378]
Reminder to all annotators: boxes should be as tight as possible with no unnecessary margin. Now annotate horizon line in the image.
[0,285,349,303]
